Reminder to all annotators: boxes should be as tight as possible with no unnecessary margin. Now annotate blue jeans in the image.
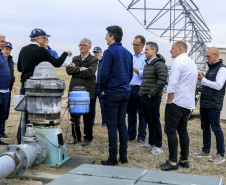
[200,108,225,157]
[103,92,130,159]
[126,87,146,141]
[17,86,28,144]
[0,92,9,137]
[141,96,162,148]
[92,85,106,126]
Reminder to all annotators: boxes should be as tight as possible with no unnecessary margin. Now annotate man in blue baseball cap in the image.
[16,28,72,144]
[92,46,106,128]
[2,42,15,139]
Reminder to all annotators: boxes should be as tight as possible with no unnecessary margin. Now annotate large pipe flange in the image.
[0,146,29,177]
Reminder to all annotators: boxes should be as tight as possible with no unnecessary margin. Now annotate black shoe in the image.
[2,133,10,139]
[69,138,77,145]
[178,160,189,168]
[81,139,91,147]
[157,160,178,171]
[119,157,128,164]
[0,140,9,145]
[101,158,118,166]
[136,139,144,144]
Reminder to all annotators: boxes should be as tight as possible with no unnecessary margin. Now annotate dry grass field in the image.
[1,67,226,184]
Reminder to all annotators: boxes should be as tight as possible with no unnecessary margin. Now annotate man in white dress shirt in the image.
[193,47,226,164]
[158,41,197,171]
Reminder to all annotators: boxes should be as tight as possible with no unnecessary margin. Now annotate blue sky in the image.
[1,0,225,65]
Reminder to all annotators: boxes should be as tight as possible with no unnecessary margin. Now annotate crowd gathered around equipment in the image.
[0,25,226,171]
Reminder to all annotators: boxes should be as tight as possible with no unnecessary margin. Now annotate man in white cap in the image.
[17,28,72,144]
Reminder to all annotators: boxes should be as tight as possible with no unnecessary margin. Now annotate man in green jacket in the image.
[66,38,98,147]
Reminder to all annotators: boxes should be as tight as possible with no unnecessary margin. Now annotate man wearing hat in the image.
[0,34,10,145]
[2,42,15,139]
[92,46,106,127]
[17,28,72,144]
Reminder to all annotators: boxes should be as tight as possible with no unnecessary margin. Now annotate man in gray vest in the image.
[193,47,226,164]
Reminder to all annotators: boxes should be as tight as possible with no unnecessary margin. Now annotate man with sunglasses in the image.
[17,28,72,144]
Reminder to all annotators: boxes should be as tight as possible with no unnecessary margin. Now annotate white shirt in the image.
[201,65,226,90]
[95,56,102,82]
[166,53,198,109]
[31,41,40,47]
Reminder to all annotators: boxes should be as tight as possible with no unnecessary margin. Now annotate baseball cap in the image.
[30,28,50,39]
[93,46,102,52]
[5,42,13,49]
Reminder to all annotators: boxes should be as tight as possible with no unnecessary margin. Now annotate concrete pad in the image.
[9,155,95,183]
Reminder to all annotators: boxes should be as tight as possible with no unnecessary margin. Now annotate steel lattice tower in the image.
[118,0,211,70]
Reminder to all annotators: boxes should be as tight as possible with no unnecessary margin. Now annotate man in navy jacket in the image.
[99,25,133,165]
[0,34,10,145]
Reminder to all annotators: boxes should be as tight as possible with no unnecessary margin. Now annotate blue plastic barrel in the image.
[68,90,90,115]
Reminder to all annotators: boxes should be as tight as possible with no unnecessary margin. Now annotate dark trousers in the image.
[71,98,95,141]
[5,91,11,121]
[164,103,190,162]
[126,87,146,141]
[0,92,9,137]
[200,107,225,157]
[92,85,106,126]
[141,96,162,148]
[103,92,129,159]
[17,86,28,144]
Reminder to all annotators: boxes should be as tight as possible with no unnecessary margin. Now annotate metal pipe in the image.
[21,111,26,144]
[19,144,38,166]
[0,140,47,179]
[0,155,16,179]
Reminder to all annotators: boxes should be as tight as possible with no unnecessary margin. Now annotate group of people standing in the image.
[0,24,225,170]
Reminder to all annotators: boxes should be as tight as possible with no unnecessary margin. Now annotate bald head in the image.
[206,47,219,64]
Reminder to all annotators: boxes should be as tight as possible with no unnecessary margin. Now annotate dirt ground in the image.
[0,67,226,184]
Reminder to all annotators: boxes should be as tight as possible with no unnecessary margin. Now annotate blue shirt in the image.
[130,51,146,86]
[99,42,133,93]
[147,57,157,65]
[95,57,102,82]
[47,45,59,59]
